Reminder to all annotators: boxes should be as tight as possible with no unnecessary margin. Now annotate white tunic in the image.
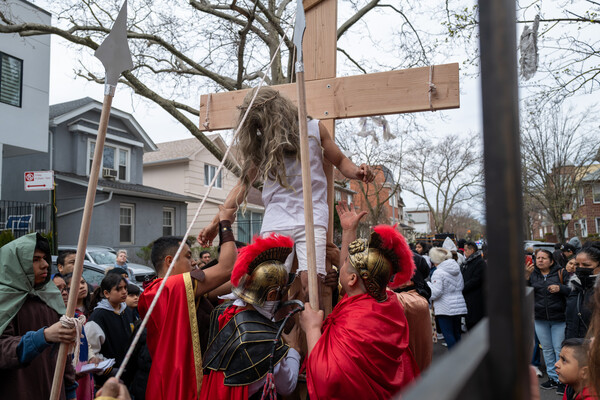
[260,119,329,233]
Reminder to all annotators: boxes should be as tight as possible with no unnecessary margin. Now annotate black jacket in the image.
[565,274,597,339]
[461,251,486,329]
[527,264,569,322]
[395,253,431,300]
[127,322,151,400]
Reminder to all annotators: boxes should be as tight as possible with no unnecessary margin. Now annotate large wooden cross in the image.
[198,0,459,313]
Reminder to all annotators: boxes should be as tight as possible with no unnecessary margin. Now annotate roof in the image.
[49,97,158,152]
[143,134,224,165]
[55,171,198,203]
[582,165,600,182]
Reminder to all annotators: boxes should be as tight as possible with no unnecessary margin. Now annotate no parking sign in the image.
[24,170,54,191]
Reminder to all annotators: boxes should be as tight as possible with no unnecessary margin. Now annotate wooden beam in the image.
[198,63,459,132]
[303,0,326,13]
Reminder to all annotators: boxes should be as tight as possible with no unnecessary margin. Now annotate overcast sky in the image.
[33,0,596,212]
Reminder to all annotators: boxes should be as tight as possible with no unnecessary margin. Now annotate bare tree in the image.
[334,117,408,236]
[443,206,485,240]
[402,134,483,233]
[0,0,437,169]
[443,0,600,100]
[521,101,599,243]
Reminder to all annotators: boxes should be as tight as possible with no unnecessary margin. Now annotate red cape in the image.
[307,290,419,400]
[138,273,203,400]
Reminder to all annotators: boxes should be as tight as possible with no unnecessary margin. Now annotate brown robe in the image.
[0,295,76,400]
[395,289,434,373]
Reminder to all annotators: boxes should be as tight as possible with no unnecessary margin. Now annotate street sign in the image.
[562,213,572,221]
[24,170,54,191]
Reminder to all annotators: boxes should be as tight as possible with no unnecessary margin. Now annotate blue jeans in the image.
[534,320,565,382]
[531,333,541,367]
[437,315,462,349]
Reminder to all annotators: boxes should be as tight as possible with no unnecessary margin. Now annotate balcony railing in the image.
[0,200,50,238]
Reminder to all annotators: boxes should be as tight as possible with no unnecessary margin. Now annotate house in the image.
[2,96,195,258]
[336,165,407,225]
[567,164,600,238]
[405,207,434,234]
[0,0,51,235]
[143,137,265,244]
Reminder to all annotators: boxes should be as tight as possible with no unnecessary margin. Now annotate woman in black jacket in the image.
[525,249,570,391]
[565,242,600,340]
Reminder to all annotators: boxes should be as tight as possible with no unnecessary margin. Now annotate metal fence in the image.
[236,217,263,244]
[0,200,50,238]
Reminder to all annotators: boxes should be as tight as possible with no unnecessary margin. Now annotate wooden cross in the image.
[198,0,459,314]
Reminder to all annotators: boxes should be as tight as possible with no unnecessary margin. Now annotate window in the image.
[88,140,129,181]
[237,211,263,244]
[580,218,588,237]
[578,188,585,206]
[120,204,134,244]
[334,191,341,202]
[163,208,175,236]
[0,52,23,107]
[204,164,222,188]
[596,218,600,235]
[593,184,600,204]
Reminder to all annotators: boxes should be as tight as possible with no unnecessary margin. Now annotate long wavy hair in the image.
[236,87,301,207]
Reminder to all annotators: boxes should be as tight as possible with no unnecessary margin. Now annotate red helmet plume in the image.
[231,234,294,287]
[372,224,415,288]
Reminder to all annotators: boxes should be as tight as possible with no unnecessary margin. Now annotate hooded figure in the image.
[0,233,77,399]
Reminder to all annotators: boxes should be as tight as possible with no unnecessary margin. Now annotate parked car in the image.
[57,245,156,288]
[523,241,557,254]
[50,255,105,289]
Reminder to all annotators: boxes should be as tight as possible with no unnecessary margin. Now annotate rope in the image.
[59,314,87,369]
[428,65,436,112]
[115,19,295,381]
[203,93,212,129]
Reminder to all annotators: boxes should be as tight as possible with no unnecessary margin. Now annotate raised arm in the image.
[195,206,238,297]
[335,201,367,269]
[197,166,257,247]
[319,121,373,183]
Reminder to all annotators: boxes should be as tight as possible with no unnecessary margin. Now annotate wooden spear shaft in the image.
[296,69,319,311]
[49,94,114,400]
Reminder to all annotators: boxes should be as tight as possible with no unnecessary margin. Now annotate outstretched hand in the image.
[197,223,218,247]
[335,201,367,231]
[197,205,236,246]
[356,164,374,183]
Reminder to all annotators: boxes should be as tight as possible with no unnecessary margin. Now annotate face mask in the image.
[575,267,596,288]
[254,300,279,320]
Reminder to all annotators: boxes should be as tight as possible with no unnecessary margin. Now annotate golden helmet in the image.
[230,234,294,307]
[232,260,289,306]
[348,225,416,302]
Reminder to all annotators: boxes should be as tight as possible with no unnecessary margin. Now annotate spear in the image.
[293,1,319,311]
[49,2,133,399]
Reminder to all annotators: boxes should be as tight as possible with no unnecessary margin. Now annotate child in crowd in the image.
[198,87,373,303]
[86,274,134,387]
[555,338,596,399]
[63,273,99,400]
[125,283,140,322]
[64,273,93,318]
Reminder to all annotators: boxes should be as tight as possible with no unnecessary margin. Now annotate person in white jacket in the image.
[427,247,468,349]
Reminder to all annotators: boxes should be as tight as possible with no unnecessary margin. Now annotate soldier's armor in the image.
[203,302,289,386]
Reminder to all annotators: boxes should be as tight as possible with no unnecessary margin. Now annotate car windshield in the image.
[88,250,117,265]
